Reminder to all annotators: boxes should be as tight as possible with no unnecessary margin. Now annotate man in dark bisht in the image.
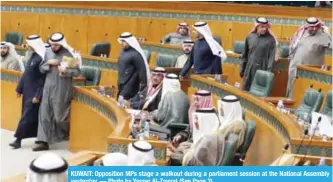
[9,35,46,149]
[240,17,278,91]
[179,21,227,78]
[117,32,150,100]
[34,32,81,151]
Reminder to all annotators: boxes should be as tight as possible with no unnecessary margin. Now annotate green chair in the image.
[169,123,189,139]
[232,120,256,166]
[214,36,222,46]
[279,44,289,58]
[89,42,111,57]
[220,133,239,166]
[5,32,23,45]
[80,66,101,86]
[232,41,245,54]
[156,54,177,67]
[249,70,275,97]
[143,50,151,63]
[322,91,332,117]
[294,88,324,122]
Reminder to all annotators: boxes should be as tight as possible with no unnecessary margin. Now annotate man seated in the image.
[129,67,166,112]
[150,73,189,128]
[1,42,22,71]
[161,22,191,46]
[26,152,68,182]
[175,40,194,68]
[182,95,247,166]
[128,140,156,166]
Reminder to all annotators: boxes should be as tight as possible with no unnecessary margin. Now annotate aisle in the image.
[1,129,72,179]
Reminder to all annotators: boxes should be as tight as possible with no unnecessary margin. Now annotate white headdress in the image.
[160,73,181,104]
[26,35,46,60]
[101,153,128,166]
[49,32,82,68]
[1,41,25,71]
[26,152,68,182]
[218,95,243,129]
[193,22,227,62]
[127,140,155,166]
[192,108,220,144]
[118,32,151,84]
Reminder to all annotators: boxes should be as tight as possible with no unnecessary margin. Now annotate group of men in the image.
[8,33,81,152]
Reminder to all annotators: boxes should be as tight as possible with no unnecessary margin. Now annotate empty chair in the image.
[5,32,23,45]
[294,88,324,122]
[90,42,111,57]
[220,133,239,166]
[321,91,332,117]
[249,70,275,97]
[232,41,245,54]
[156,54,177,67]
[80,66,101,86]
[279,44,289,58]
[232,120,256,166]
[143,50,151,63]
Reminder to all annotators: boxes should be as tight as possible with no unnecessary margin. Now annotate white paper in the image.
[311,112,333,138]
[192,111,220,144]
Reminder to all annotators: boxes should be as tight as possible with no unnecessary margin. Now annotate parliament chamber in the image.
[1,1,332,181]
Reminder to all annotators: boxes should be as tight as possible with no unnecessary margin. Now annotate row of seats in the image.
[232,41,290,58]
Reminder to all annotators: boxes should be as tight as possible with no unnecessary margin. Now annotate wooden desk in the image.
[260,97,295,107]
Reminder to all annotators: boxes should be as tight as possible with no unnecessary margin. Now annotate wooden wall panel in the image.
[39,14,63,41]
[280,25,299,39]
[1,12,11,41]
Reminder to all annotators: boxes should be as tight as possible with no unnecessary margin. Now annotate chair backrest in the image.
[279,44,289,58]
[5,32,23,45]
[322,91,332,117]
[80,66,101,86]
[232,41,245,54]
[156,54,177,67]
[213,36,222,46]
[143,50,151,63]
[220,133,238,166]
[249,70,275,97]
[239,120,256,156]
[89,42,111,57]
[295,88,324,121]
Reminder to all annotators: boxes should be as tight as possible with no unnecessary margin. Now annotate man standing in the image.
[175,40,194,68]
[180,22,226,77]
[117,32,150,100]
[130,67,166,112]
[9,35,46,149]
[161,22,191,46]
[34,32,81,151]
[1,42,22,71]
[286,17,331,97]
[240,17,278,91]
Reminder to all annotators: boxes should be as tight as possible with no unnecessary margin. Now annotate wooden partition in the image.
[291,138,332,159]
[2,1,331,58]
[190,75,302,165]
[291,65,332,109]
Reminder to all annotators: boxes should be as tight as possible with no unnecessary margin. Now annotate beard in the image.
[52,46,63,54]
[1,51,8,58]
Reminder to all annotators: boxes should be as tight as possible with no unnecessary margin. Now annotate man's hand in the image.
[124,100,131,109]
[172,135,182,147]
[32,97,40,104]
[47,59,59,66]
[58,65,66,73]
[179,75,184,80]
[17,93,22,98]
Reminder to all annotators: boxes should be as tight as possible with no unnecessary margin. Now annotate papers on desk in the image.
[311,112,333,137]
[192,110,220,144]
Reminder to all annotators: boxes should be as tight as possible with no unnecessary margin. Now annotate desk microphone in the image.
[301,116,322,163]
[292,128,309,165]
[276,144,289,166]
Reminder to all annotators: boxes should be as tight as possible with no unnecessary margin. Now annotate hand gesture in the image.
[47,59,59,66]
[32,97,40,104]
[172,135,182,147]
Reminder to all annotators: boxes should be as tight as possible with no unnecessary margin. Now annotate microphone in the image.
[301,116,322,163]
[292,128,309,165]
[275,144,290,166]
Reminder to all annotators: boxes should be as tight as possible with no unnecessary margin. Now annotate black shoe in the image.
[9,138,21,149]
[35,141,43,144]
[32,142,49,152]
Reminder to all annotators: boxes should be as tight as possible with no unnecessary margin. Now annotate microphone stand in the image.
[275,144,290,166]
[291,128,309,165]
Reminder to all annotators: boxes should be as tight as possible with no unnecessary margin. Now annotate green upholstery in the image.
[322,91,332,117]
[89,42,111,57]
[232,41,245,54]
[169,123,189,139]
[295,88,324,122]
[279,44,289,58]
[232,120,256,166]
[5,32,23,45]
[249,70,275,97]
[143,50,151,63]
[214,36,222,46]
[156,54,177,67]
[220,133,238,166]
[80,66,101,86]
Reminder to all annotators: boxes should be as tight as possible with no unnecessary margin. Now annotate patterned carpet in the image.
[0,129,72,179]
